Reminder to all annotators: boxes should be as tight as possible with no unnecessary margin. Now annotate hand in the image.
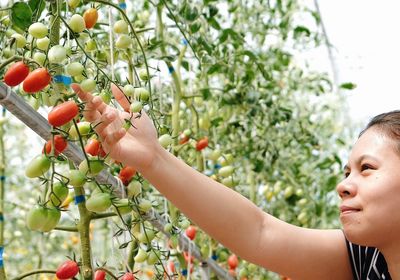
[71,83,159,172]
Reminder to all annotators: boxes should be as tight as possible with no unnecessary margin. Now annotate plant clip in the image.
[0,175,5,181]
[0,247,3,268]
[118,2,127,9]
[54,75,72,86]
[168,66,175,74]
[0,213,3,222]
[181,269,188,276]
[181,38,188,46]
[74,195,86,205]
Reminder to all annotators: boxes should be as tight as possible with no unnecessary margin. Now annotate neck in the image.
[380,244,400,279]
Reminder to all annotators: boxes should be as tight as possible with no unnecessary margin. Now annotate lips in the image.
[340,205,361,214]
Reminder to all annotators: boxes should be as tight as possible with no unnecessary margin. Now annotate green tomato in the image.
[208,149,221,162]
[94,90,112,104]
[135,87,150,102]
[113,198,131,215]
[138,229,155,244]
[130,100,143,113]
[179,219,190,229]
[78,158,104,176]
[147,250,160,265]
[138,199,152,212]
[48,182,69,207]
[221,176,235,188]
[25,154,51,178]
[127,180,142,197]
[11,34,26,48]
[48,45,67,64]
[28,22,48,39]
[123,84,135,96]
[158,134,173,148]
[134,248,148,263]
[26,206,48,231]
[40,207,61,232]
[69,14,86,33]
[36,37,50,51]
[115,34,132,49]
[33,52,46,66]
[66,62,84,77]
[113,19,128,34]
[68,121,91,139]
[218,165,234,178]
[68,0,80,8]
[85,193,111,212]
[80,78,96,92]
[85,38,97,52]
[3,47,14,58]
[68,169,86,187]
[163,223,173,233]
[138,69,149,81]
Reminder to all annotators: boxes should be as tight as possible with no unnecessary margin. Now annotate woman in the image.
[71,83,398,279]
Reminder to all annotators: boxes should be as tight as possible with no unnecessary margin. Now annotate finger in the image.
[103,128,126,147]
[111,83,130,112]
[71,83,93,103]
[81,96,103,122]
[93,111,118,137]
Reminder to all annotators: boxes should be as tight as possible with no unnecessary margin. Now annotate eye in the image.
[361,163,374,172]
[344,170,350,178]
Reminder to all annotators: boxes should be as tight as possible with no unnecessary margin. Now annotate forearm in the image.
[141,146,267,258]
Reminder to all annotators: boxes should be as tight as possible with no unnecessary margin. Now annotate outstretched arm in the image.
[71,83,352,279]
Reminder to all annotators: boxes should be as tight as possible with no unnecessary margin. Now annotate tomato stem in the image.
[10,269,56,280]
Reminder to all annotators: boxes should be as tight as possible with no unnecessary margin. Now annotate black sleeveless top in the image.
[346,240,391,280]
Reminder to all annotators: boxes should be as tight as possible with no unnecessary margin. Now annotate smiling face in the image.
[337,127,400,248]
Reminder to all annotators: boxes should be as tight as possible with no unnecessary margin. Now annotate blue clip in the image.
[214,164,221,170]
[181,38,188,46]
[54,75,72,86]
[2,107,5,114]
[74,195,85,205]
[168,66,175,74]
[181,269,188,276]
[0,213,3,222]
[118,2,127,9]
[212,254,217,260]
[0,247,3,268]
[0,176,5,181]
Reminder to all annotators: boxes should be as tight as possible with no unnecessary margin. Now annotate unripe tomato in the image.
[138,69,149,81]
[127,180,142,197]
[113,19,128,34]
[26,206,48,231]
[115,34,132,49]
[85,38,97,52]
[83,8,98,29]
[33,52,46,66]
[123,84,135,96]
[56,260,79,279]
[195,137,208,151]
[113,198,131,215]
[25,154,51,178]
[134,87,150,101]
[134,248,148,263]
[78,158,104,176]
[227,254,239,270]
[158,134,173,148]
[41,207,61,232]
[119,166,136,185]
[221,176,235,188]
[43,134,68,156]
[218,165,234,178]
[11,34,26,48]
[48,101,79,127]
[28,22,48,39]
[48,182,69,207]
[23,68,51,93]
[4,61,29,87]
[36,37,50,50]
[121,272,135,280]
[130,100,143,113]
[48,45,67,64]
[68,121,91,139]
[66,62,84,76]
[147,250,159,265]
[85,193,111,212]
[185,225,197,240]
[94,270,106,280]
[68,169,86,187]
[84,138,100,156]
[68,0,80,8]
[138,199,152,212]
[80,78,96,92]
[69,14,86,33]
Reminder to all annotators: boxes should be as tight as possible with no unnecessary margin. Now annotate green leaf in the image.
[208,17,221,30]
[293,25,311,38]
[29,0,45,17]
[200,88,211,100]
[340,82,357,90]
[189,22,201,34]
[207,63,222,75]
[11,2,33,31]
[181,60,190,71]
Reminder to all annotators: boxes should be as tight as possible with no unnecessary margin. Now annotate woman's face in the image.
[337,128,400,248]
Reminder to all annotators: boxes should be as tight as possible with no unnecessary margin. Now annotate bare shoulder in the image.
[251,215,353,280]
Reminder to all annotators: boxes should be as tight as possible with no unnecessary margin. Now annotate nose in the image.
[336,177,357,199]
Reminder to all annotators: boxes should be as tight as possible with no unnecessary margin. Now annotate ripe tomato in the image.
[4,61,30,86]
[23,68,51,93]
[48,101,79,127]
[183,251,195,263]
[83,8,98,29]
[56,260,79,279]
[195,137,208,151]
[227,254,239,270]
[94,270,106,280]
[119,166,136,185]
[178,132,190,145]
[43,135,68,156]
[121,272,135,280]
[185,225,197,240]
[85,138,100,156]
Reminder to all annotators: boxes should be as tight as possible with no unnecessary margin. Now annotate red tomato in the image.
[185,225,197,240]
[94,269,106,280]
[227,254,239,270]
[195,137,208,151]
[84,138,100,156]
[56,260,79,279]
[178,132,190,145]
[98,145,107,157]
[183,251,195,263]
[83,8,98,29]
[43,135,68,155]
[4,61,30,86]
[119,166,136,185]
[121,272,135,280]
[48,101,79,127]
[22,68,51,93]
[167,261,175,273]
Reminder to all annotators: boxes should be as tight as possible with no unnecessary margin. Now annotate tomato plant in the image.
[3,61,29,87]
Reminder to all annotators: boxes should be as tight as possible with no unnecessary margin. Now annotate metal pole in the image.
[0,82,235,280]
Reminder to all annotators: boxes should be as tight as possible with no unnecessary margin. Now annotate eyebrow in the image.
[343,154,380,171]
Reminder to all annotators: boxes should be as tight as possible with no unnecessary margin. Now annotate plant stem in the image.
[11,270,56,280]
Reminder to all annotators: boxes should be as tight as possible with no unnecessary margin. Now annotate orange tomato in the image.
[83,8,98,29]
